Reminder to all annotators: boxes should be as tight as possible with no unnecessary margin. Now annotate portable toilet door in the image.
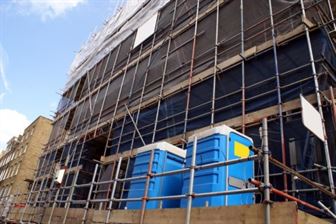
[226,130,254,206]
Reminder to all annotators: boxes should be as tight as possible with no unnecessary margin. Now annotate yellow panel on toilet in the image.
[234,141,249,158]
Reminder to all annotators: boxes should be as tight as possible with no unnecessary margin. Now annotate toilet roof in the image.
[188,125,253,143]
[136,141,186,158]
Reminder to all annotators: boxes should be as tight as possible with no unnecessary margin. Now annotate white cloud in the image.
[0,109,30,151]
[12,0,86,21]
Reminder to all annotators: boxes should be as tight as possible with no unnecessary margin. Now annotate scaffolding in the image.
[3,0,336,223]
[1,118,334,223]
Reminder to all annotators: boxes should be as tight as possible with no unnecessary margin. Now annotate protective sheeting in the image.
[109,31,333,153]
[65,0,169,91]
[51,0,333,145]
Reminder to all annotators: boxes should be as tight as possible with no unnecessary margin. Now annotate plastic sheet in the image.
[65,0,170,91]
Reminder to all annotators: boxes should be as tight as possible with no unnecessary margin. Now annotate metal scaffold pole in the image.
[139,148,154,224]
[151,8,176,143]
[299,0,336,212]
[318,200,336,219]
[326,0,336,30]
[105,157,122,223]
[183,0,200,143]
[240,0,246,134]
[211,0,219,127]
[185,136,197,224]
[268,0,288,193]
[262,118,271,224]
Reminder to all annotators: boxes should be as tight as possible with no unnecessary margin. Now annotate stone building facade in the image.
[0,116,52,198]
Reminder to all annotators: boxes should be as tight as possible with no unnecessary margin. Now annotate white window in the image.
[133,13,158,48]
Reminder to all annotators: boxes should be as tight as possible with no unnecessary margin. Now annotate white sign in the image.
[55,169,65,184]
[133,13,158,48]
[300,95,325,141]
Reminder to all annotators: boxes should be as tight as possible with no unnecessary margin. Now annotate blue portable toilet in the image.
[180,125,254,208]
[126,142,186,209]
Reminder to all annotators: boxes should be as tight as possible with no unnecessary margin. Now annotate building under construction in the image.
[4,0,336,223]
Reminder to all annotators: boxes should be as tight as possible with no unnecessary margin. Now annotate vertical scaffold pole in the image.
[81,163,99,224]
[183,0,200,143]
[268,0,288,193]
[105,157,122,224]
[262,118,271,224]
[326,0,336,30]
[118,157,130,209]
[211,0,219,127]
[139,147,155,224]
[185,136,197,224]
[329,86,336,127]
[240,0,246,134]
[91,165,103,209]
[299,0,336,212]
[151,7,176,143]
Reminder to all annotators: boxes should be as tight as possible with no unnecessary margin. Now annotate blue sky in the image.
[0,0,121,149]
